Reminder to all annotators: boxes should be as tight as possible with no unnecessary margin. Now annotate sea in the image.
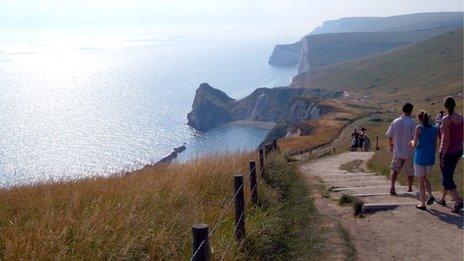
[0,26,298,186]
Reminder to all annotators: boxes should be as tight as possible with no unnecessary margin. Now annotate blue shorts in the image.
[440,150,463,190]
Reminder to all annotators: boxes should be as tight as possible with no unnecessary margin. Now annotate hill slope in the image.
[269,12,463,67]
[311,12,463,34]
[291,28,463,104]
[297,27,458,73]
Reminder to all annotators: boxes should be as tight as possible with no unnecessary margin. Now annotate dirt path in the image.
[300,152,464,261]
[292,115,372,161]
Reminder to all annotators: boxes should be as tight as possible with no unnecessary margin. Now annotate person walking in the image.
[435,110,444,128]
[351,129,359,151]
[358,128,365,150]
[386,103,416,195]
[435,110,448,206]
[439,97,463,213]
[410,111,439,210]
[362,128,370,152]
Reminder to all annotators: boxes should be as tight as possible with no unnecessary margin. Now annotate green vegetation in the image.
[338,195,364,217]
[243,153,320,259]
[293,28,463,105]
[299,27,455,70]
[338,194,356,205]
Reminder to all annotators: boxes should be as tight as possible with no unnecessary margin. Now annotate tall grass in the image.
[0,152,320,260]
[242,153,320,259]
[0,153,257,259]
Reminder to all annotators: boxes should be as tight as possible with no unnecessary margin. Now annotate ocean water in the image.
[0,27,297,186]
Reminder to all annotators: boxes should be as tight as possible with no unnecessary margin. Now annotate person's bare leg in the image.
[407,175,414,191]
[418,177,426,207]
[440,189,448,201]
[449,189,463,205]
[424,176,433,199]
[390,171,398,193]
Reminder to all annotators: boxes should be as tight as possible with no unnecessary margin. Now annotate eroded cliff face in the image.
[187,83,342,133]
[268,41,302,67]
[285,97,322,125]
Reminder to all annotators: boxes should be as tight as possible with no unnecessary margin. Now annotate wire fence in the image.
[190,153,263,261]
[220,211,245,260]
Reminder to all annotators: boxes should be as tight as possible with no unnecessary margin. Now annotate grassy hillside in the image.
[299,26,460,72]
[311,12,463,34]
[0,152,322,259]
[292,28,463,106]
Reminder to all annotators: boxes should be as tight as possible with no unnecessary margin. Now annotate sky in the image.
[0,0,463,36]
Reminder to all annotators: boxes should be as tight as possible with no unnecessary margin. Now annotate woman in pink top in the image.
[438,97,463,213]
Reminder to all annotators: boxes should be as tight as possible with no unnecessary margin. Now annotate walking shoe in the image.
[416,205,427,211]
[427,196,435,205]
[436,199,447,206]
[451,202,463,214]
[390,188,397,196]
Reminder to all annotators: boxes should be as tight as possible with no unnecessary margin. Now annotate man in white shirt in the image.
[435,110,444,128]
[386,103,416,195]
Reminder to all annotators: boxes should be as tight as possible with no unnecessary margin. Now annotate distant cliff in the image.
[269,12,463,72]
[297,27,458,73]
[310,12,463,34]
[291,29,464,102]
[268,41,302,67]
[187,83,342,132]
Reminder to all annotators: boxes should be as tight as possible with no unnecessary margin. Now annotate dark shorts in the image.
[440,150,463,190]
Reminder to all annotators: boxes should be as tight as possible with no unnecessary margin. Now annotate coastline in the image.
[155,144,187,164]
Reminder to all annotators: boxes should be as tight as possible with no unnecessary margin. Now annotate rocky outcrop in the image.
[268,41,302,67]
[157,145,187,164]
[187,83,236,132]
[284,97,322,125]
[187,83,342,132]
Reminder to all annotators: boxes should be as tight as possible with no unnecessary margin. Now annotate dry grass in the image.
[278,100,367,154]
[0,152,285,260]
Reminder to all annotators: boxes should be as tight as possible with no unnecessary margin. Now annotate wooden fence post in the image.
[258,148,265,178]
[192,223,210,261]
[376,136,379,150]
[234,175,245,241]
[249,161,258,204]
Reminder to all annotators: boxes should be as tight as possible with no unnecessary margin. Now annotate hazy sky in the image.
[1,0,463,35]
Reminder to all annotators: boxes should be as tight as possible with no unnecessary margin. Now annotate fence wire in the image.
[220,211,245,261]
[191,163,257,259]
